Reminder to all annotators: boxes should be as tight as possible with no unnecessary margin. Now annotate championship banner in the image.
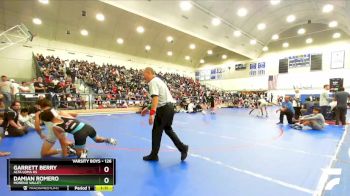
[216,68,223,79]
[210,69,217,80]
[195,71,200,80]
[249,63,257,76]
[7,159,115,191]
[288,54,311,68]
[257,62,265,75]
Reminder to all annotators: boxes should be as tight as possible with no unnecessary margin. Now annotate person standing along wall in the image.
[0,76,13,108]
[334,87,350,126]
[319,84,331,119]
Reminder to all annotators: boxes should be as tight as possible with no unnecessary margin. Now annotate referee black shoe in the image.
[143,155,159,161]
[181,145,189,161]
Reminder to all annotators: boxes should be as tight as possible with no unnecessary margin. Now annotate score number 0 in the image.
[104,166,110,184]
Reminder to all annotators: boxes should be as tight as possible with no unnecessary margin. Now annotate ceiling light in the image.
[222,54,227,59]
[262,46,269,51]
[270,0,280,5]
[145,45,151,51]
[286,15,296,23]
[237,8,248,17]
[333,32,341,39]
[282,42,289,48]
[200,59,205,64]
[322,4,334,13]
[166,36,173,43]
[167,51,173,56]
[185,56,191,60]
[180,1,192,11]
[96,13,105,21]
[80,29,88,36]
[207,50,213,55]
[272,34,279,40]
[116,38,124,44]
[136,26,145,33]
[32,18,42,25]
[38,0,49,4]
[250,39,257,45]
[297,28,306,35]
[328,21,338,28]
[211,18,221,26]
[305,38,313,44]
[233,30,241,37]
[257,23,266,30]
[189,43,196,49]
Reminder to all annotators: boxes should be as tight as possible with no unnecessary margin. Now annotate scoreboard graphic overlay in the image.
[7,158,115,191]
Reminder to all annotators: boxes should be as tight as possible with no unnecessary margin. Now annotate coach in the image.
[143,67,188,161]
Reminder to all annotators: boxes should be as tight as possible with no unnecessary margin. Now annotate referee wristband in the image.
[150,109,156,116]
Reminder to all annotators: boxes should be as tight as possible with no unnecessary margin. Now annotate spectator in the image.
[187,101,195,113]
[0,109,10,157]
[19,82,31,93]
[334,87,350,126]
[0,75,13,107]
[320,84,331,118]
[34,77,46,93]
[291,107,325,130]
[19,108,35,129]
[29,78,36,93]
[2,101,28,137]
[301,97,314,116]
[10,79,20,100]
[276,96,295,125]
[292,97,301,120]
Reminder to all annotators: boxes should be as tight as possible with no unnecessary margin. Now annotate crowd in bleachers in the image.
[67,57,217,101]
[35,54,228,109]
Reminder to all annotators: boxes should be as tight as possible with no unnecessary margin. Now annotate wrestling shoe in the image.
[67,146,77,156]
[181,145,189,161]
[276,122,283,125]
[79,149,88,158]
[107,138,117,145]
[143,154,159,161]
[292,124,303,130]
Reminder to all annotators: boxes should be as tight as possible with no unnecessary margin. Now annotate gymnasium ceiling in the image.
[0,0,349,68]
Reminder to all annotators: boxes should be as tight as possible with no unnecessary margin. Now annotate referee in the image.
[143,67,188,161]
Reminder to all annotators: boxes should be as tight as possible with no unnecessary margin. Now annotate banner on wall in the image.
[195,71,200,80]
[235,64,246,70]
[217,68,223,79]
[257,62,265,75]
[331,50,345,69]
[268,75,278,90]
[249,63,257,76]
[210,69,217,80]
[288,54,311,68]
[196,68,225,81]
[249,62,265,76]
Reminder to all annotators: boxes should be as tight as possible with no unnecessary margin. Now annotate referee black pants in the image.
[279,109,294,124]
[150,103,186,156]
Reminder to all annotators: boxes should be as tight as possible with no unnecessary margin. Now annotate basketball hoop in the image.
[0,23,33,51]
